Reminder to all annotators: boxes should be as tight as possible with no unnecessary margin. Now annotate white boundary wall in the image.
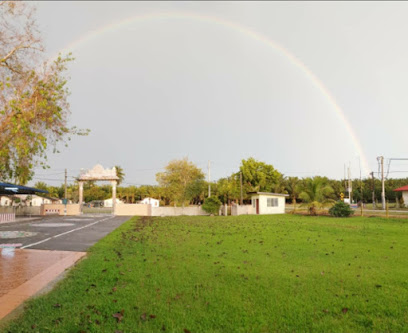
[231,205,254,216]
[37,204,210,217]
[41,204,81,216]
[0,206,41,216]
[151,206,208,217]
[115,204,150,216]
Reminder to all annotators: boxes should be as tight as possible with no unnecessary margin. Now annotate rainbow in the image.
[51,11,371,175]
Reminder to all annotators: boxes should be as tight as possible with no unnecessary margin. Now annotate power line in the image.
[372,171,408,173]
[386,158,408,179]
[31,177,65,181]
[33,172,65,176]
[122,182,157,186]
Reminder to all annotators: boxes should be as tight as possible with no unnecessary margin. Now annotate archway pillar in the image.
[78,181,84,214]
[111,180,117,215]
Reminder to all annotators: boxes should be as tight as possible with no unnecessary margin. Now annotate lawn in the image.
[3,214,408,332]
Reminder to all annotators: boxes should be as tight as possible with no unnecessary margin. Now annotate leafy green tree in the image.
[137,185,161,201]
[299,177,335,215]
[32,182,63,198]
[272,174,288,194]
[33,181,49,197]
[34,181,48,191]
[48,186,62,199]
[0,2,88,184]
[156,158,205,206]
[202,196,222,215]
[216,175,241,204]
[67,183,79,203]
[186,179,206,205]
[126,185,137,203]
[240,158,282,193]
[83,186,110,203]
[328,179,344,200]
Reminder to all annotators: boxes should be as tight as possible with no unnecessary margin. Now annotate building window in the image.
[267,198,278,207]
[252,199,256,208]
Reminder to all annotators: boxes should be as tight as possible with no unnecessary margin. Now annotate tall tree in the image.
[156,158,205,206]
[299,177,335,215]
[240,157,282,193]
[83,186,110,203]
[33,181,48,192]
[114,165,125,186]
[272,174,288,194]
[216,175,241,204]
[285,176,301,212]
[0,2,87,184]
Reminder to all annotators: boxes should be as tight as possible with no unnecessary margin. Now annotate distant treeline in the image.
[33,158,408,206]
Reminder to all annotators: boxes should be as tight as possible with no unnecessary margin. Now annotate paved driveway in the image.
[0,215,131,251]
[0,215,133,320]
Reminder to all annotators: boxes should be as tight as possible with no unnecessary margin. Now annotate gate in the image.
[82,201,113,215]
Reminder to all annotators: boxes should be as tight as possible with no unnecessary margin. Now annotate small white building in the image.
[104,198,124,208]
[250,192,288,215]
[139,197,160,207]
[0,196,12,206]
[30,195,59,206]
[15,194,60,206]
[394,185,408,206]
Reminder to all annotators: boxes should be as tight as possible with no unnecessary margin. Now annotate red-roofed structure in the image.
[394,185,408,206]
[394,185,408,192]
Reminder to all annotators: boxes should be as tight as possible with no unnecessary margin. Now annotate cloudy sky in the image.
[30,1,408,186]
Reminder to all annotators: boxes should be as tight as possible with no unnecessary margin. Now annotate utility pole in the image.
[208,160,211,198]
[348,164,352,203]
[344,164,347,194]
[240,171,243,205]
[64,169,68,216]
[359,157,363,216]
[370,171,376,209]
[377,156,385,210]
[64,168,68,199]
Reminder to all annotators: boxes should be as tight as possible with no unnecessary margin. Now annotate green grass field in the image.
[3,215,408,332]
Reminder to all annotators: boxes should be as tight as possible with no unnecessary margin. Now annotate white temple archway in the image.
[77,164,119,214]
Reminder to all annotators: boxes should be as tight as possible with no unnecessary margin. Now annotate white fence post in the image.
[0,213,15,223]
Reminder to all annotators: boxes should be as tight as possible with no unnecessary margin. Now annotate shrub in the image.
[329,201,354,217]
[202,197,222,215]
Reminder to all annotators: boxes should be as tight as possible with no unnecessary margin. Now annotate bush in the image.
[329,201,354,217]
[202,197,222,215]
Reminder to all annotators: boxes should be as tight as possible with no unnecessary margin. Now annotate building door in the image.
[256,199,260,214]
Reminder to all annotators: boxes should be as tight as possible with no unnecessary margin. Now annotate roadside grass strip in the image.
[3,215,408,332]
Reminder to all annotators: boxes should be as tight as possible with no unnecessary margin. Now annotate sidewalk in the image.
[0,248,86,320]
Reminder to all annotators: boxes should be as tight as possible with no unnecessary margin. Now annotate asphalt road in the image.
[0,215,132,251]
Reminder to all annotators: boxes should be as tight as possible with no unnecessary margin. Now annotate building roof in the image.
[393,185,408,192]
[0,182,48,195]
[249,192,289,197]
